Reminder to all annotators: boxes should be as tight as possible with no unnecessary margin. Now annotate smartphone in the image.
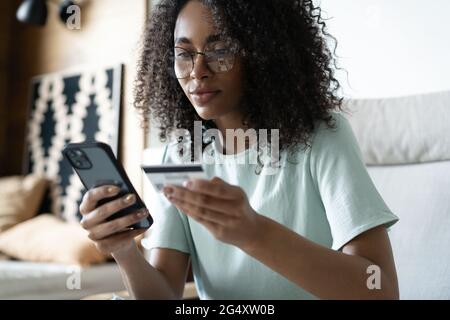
[62,141,152,229]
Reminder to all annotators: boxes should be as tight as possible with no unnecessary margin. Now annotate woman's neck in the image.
[212,112,254,155]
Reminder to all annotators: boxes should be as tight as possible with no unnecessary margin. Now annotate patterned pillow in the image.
[24,65,123,222]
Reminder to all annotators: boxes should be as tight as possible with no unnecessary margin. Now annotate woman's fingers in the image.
[87,209,149,241]
[79,185,121,215]
[186,177,242,199]
[77,185,151,256]
[80,193,137,229]
[165,186,235,216]
[169,196,229,226]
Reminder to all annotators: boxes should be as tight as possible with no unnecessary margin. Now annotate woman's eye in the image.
[176,51,191,59]
[211,48,230,57]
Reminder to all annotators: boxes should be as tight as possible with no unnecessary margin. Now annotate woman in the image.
[79,0,399,299]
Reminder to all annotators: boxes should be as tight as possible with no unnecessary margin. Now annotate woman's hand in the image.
[79,185,149,256]
[163,177,262,250]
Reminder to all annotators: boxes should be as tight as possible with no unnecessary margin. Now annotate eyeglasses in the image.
[172,41,239,79]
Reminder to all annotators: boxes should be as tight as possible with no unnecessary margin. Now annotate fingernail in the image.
[183,180,192,188]
[107,186,119,194]
[123,194,135,203]
[163,186,173,195]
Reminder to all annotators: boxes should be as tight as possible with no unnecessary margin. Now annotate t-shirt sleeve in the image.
[309,112,399,251]
[144,145,191,254]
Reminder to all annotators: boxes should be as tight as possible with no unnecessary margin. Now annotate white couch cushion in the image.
[368,161,450,299]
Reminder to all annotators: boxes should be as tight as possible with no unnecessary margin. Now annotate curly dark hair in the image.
[134,0,343,155]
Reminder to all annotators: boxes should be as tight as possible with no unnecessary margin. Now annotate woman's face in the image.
[174,0,243,123]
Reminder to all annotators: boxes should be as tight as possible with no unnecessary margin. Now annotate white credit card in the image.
[142,163,207,192]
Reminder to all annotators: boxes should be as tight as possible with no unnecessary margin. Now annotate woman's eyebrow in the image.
[206,34,221,43]
[174,37,191,45]
[174,34,221,46]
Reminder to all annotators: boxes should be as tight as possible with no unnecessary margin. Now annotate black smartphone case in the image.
[62,141,153,229]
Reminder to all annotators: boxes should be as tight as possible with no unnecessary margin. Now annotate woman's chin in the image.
[194,105,221,121]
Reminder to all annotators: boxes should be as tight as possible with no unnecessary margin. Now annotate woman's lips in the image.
[191,91,221,105]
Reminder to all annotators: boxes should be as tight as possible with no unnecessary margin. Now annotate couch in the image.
[345,90,450,299]
[0,255,125,300]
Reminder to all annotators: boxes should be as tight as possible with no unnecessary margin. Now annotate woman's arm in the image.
[164,177,399,300]
[242,218,399,299]
[113,245,190,300]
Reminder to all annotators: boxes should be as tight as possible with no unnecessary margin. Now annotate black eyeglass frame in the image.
[172,41,241,79]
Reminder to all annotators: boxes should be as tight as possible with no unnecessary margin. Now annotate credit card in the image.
[142,163,206,192]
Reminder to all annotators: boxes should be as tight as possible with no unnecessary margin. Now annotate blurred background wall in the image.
[319,0,450,98]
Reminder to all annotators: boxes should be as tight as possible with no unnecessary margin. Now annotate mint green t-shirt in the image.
[146,112,398,299]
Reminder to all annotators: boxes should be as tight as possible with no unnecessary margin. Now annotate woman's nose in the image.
[190,54,212,80]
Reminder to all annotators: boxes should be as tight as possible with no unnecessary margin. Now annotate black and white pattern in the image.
[24,65,123,222]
